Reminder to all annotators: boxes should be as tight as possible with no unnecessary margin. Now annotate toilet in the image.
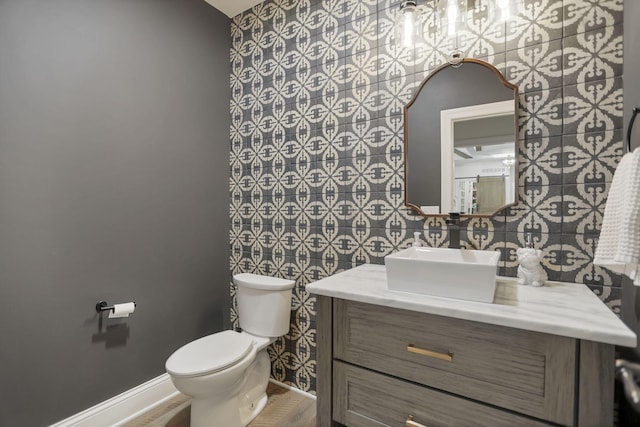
[165,273,295,427]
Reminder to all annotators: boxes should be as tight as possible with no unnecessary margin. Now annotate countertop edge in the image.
[306,267,637,348]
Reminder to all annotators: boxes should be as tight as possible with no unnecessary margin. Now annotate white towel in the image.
[594,147,640,285]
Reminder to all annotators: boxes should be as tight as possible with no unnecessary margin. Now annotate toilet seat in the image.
[166,330,254,378]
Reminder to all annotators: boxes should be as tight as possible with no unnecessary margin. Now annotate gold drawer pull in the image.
[406,415,428,427]
[407,344,454,362]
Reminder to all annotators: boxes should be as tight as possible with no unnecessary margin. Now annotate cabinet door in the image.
[334,299,575,425]
[334,362,551,427]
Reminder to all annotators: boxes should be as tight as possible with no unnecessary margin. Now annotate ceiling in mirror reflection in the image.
[454,115,514,146]
[453,114,515,162]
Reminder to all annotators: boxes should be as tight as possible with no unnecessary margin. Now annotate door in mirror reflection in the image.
[441,100,516,215]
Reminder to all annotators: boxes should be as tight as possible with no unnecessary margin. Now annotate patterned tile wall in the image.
[229,0,624,392]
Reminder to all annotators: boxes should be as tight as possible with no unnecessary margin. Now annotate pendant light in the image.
[494,0,523,22]
[394,0,522,50]
[395,0,421,48]
[436,0,467,64]
[436,0,468,42]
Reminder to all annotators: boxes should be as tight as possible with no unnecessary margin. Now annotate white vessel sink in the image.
[385,247,500,303]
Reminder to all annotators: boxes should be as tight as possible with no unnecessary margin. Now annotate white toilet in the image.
[165,273,295,427]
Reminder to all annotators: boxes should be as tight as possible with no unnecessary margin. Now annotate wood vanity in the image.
[306,265,637,427]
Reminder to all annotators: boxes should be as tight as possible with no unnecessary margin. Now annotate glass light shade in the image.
[395,0,421,48]
[493,0,524,22]
[436,0,468,41]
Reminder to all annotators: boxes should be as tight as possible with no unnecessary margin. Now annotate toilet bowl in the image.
[165,273,294,427]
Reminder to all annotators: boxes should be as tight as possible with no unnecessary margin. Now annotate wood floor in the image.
[122,382,316,427]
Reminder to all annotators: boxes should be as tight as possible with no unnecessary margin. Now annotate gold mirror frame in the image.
[403,58,520,218]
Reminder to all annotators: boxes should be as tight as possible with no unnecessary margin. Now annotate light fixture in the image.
[436,0,468,63]
[502,156,515,166]
[395,0,522,50]
[493,0,524,22]
[436,0,468,42]
[395,0,421,48]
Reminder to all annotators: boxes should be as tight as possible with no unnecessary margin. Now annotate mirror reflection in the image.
[404,58,519,217]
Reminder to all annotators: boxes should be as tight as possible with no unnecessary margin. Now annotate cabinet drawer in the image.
[334,361,550,427]
[334,299,575,425]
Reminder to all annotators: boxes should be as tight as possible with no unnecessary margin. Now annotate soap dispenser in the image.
[516,233,547,287]
[412,232,422,247]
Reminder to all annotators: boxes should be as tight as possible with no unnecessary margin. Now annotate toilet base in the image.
[239,392,268,425]
[238,349,271,425]
[191,394,242,427]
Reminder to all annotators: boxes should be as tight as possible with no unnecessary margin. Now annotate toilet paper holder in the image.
[95,300,137,314]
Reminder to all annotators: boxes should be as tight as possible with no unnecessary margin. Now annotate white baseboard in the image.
[49,375,315,427]
[49,373,179,427]
[268,379,316,401]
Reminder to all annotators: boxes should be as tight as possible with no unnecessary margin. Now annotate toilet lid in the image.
[166,330,254,377]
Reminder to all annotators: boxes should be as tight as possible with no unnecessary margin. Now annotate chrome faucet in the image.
[445,212,462,249]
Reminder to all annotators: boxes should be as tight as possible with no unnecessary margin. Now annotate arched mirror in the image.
[404,58,519,217]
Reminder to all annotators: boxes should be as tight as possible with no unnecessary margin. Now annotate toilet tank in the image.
[234,273,295,338]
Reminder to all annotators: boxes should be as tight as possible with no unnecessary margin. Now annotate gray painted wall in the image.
[622,0,640,361]
[0,1,230,425]
[620,3,640,424]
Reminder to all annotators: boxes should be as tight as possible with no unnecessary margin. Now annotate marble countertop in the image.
[305,264,637,347]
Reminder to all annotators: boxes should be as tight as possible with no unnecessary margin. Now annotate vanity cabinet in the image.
[309,265,635,427]
[333,362,549,427]
[317,297,615,427]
